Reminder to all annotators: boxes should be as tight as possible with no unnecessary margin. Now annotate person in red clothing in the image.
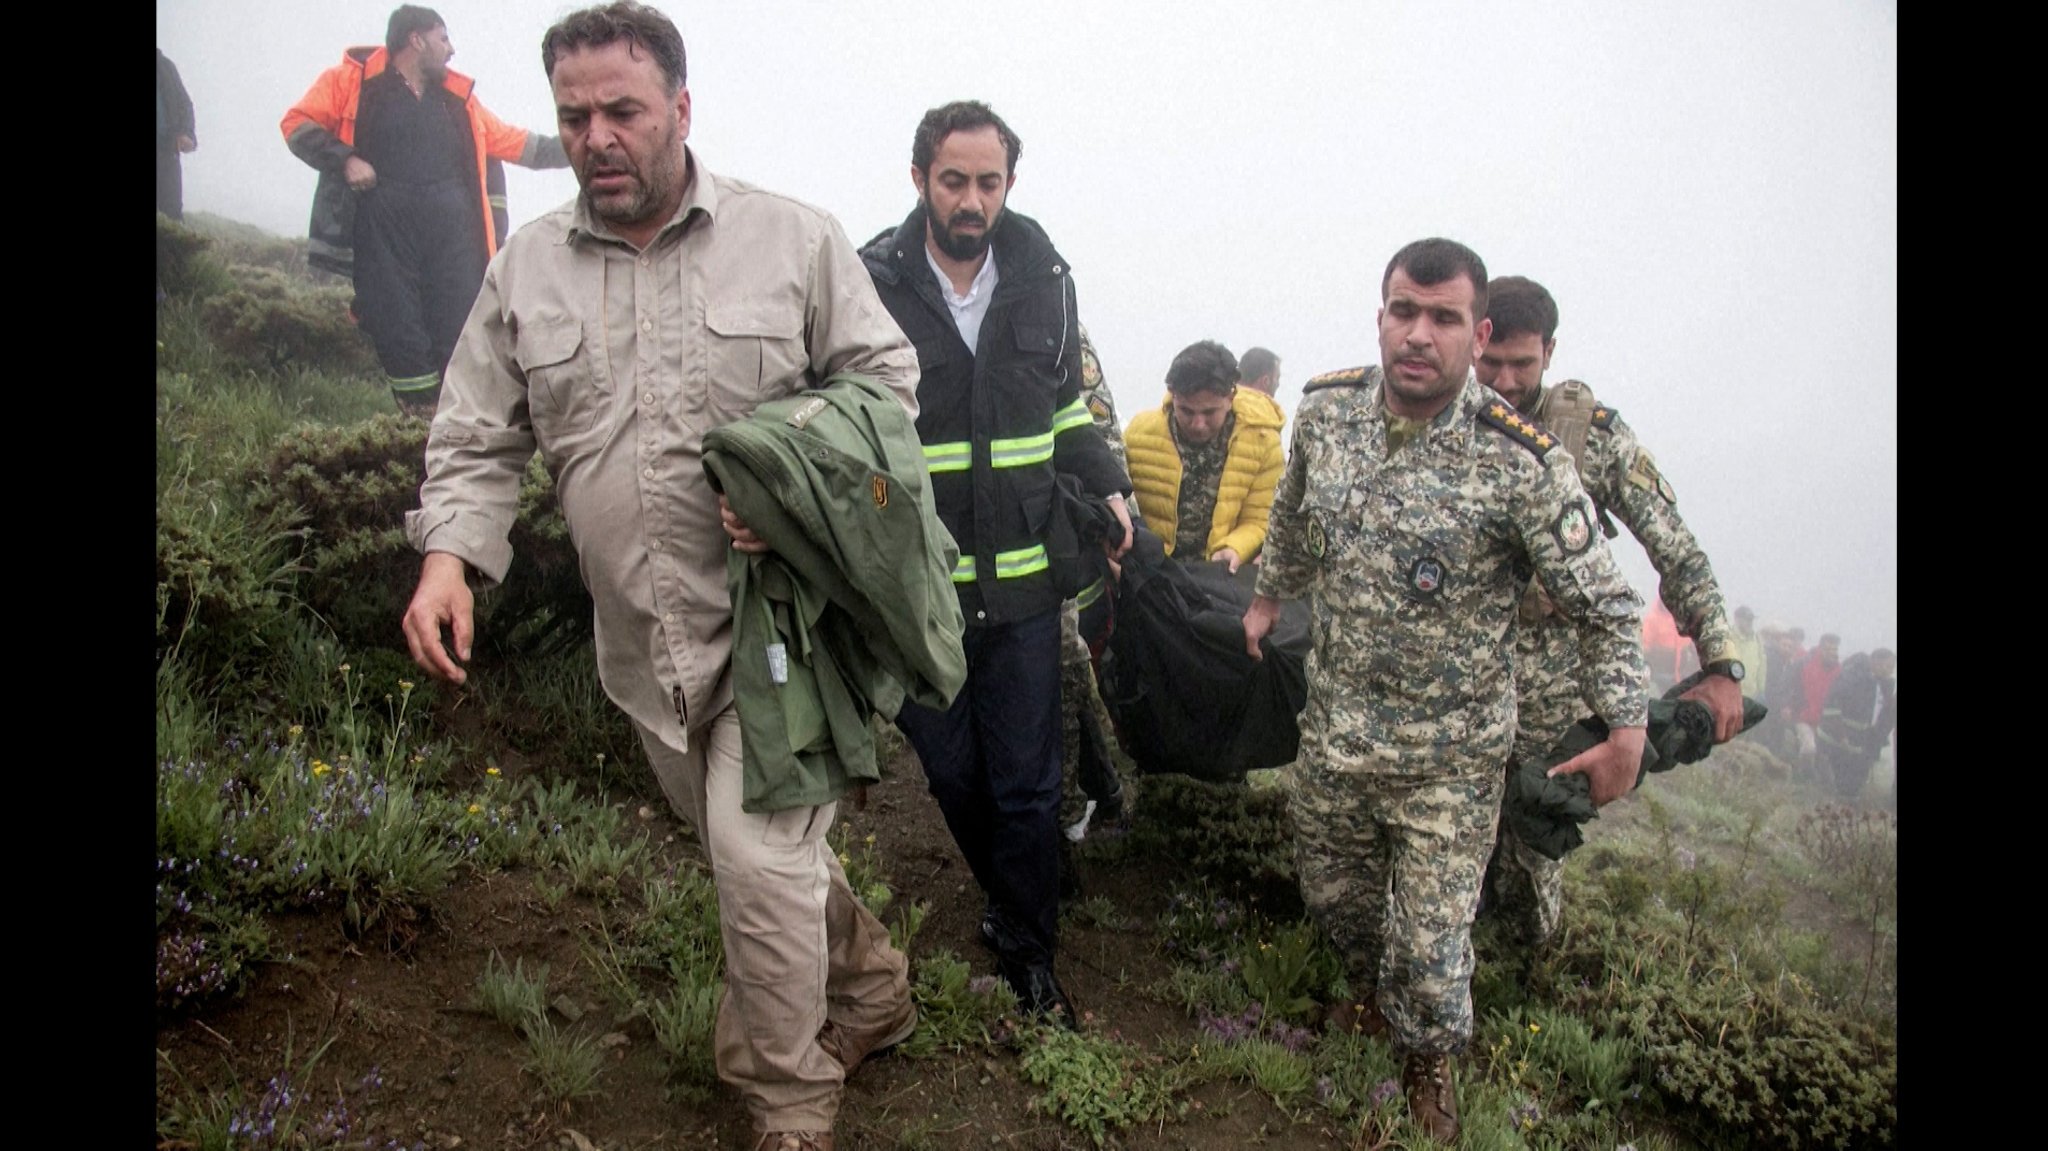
[1794,633,1842,780]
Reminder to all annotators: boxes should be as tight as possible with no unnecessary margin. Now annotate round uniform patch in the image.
[1554,502,1593,555]
[1410,557,1445,597]
[1308,519,1328,559]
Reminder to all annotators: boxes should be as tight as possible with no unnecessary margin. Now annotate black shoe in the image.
[1093,781,1125,824]
[1001,958,1078,1028]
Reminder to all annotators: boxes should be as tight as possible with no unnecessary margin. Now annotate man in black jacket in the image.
[860,100,1131,1024]
[1820,647,1896,802]
[157,48,197,220]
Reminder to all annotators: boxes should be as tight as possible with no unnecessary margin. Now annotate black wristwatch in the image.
[1702,658,1745,683]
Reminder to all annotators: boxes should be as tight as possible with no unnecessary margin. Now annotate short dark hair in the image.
[1166,341,1239,398]
[1871,647,1895,662]
[912,101,1022,175]
[1382,238,1488,323]
[1819,633,1841,646]
[542,1,688,94]
[1238,346,1280,384]
[386,5,444,56]
[1486,275,1559,343]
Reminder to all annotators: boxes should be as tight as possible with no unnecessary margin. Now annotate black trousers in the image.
[352,177,488,394]
[897,606,1064,963]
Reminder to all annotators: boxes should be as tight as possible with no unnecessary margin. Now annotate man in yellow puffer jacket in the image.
[1124,340,1287,571]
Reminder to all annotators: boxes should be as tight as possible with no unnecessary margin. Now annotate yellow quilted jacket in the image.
[1124,388,1286,560]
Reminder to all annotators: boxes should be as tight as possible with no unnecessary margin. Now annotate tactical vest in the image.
[1518,380,1610,624]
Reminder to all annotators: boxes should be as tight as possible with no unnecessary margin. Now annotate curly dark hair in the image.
[542,1,687,94]
[1166,340,1240,398]
[912,101,1022,175]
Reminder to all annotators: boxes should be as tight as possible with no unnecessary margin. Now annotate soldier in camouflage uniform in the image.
[1243,240,1648,1143]
[1473,276,1747,952]
[1056,324,1129,843]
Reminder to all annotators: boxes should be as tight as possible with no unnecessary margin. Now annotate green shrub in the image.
[1019,1026,1187,1146]
[1553,908,1896,1149]
[157,214,234,300]
[249,418,593,663]
[200,264,381,376]
[1126,774,1300,911]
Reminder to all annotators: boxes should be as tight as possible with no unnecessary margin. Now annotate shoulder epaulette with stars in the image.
[1479,399,1557,460]
[1590,405,1619,430]
[1303,366,1369,394]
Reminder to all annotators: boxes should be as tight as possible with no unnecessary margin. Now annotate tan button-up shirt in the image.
[404,150,920,752]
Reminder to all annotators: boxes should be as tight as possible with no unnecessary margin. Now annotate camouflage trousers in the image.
[1481,616,1590,949]
[1058,599,1127,834]
[1290,756,1502,1056]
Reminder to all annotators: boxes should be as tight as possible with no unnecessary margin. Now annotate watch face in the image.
[1720,660,1746,682]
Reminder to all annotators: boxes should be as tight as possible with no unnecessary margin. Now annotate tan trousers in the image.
[637,705,910,1132]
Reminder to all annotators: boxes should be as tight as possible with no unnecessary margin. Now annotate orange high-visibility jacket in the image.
[281,46,551,273]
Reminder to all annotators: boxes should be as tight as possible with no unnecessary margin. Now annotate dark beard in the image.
[924,194,1001,261]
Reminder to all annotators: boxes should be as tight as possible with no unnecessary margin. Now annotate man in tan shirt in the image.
[399,6,920,1149]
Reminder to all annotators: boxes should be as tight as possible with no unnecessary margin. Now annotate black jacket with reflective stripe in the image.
[861,206,1129,626]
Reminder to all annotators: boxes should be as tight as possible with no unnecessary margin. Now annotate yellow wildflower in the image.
[486,767,502,777]
[311,760,332,776]
[1528,1023,1542,1034]
[288,724,305,738]
[398,680,415,692]
[467,803,483,815]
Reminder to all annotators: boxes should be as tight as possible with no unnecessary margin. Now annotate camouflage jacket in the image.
[1526,381,1733,665]
[1256,367,1649,770]
[1077,325,1126,469]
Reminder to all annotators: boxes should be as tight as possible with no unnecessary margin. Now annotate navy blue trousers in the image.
[896,607,1064,963]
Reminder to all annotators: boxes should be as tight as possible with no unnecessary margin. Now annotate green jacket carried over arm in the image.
[702,373,969,813]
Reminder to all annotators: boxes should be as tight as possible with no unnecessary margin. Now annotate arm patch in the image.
[1479,399,1558,460]
[1303,366,1369,393]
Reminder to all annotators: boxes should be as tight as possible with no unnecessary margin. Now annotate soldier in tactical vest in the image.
[1472,275,1747,958]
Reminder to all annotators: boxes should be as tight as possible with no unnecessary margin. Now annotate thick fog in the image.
[158,0,1897,654]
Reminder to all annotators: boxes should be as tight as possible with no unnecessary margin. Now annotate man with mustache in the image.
[1471,274,1745,967]
[282,5,568,417]
[1243,239,1647,1142]
[400,6,921,1149]
[859,101,1133,1025]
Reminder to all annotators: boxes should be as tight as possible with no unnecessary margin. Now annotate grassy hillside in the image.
[154,213,1895,1150]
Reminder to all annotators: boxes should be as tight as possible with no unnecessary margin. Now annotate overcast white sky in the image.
[159,0,1897,656]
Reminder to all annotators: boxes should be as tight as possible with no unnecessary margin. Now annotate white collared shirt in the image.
[925,244,999,353]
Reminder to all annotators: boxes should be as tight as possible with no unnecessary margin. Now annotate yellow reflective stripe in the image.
[950,545,1050,583]
[1051,397,1093,434]
[1073,578,1104,610]
[994,545,1048,577]
[924,441,971,474]
[989,430,1054,468]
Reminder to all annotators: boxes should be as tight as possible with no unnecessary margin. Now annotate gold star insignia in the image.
[1536,435,1552,447]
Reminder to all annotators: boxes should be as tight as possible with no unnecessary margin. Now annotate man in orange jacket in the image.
[283,5,567,416]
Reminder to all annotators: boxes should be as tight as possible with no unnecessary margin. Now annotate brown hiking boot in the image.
[817,999,918,1078]
[1326,994,1389,1038]
[754,1132,835,1151]
[1402,1051,1461,1143]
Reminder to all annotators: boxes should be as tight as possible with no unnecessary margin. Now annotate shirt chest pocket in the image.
[706,301,808,423]
[516,316,606,439]
[1011,319,1063,366]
